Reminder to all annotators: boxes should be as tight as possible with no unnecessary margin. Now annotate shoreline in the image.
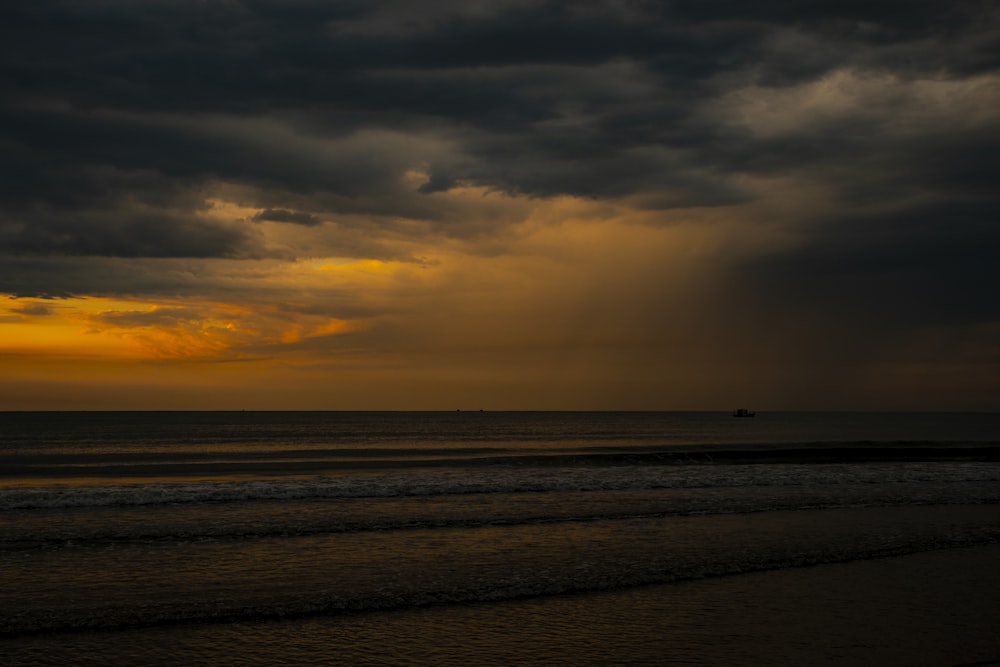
[4,543,1000,665]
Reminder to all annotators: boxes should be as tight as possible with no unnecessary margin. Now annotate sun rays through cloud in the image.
[2,0,999,409]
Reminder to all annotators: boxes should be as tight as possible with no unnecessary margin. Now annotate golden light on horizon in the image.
[2,121,999,411]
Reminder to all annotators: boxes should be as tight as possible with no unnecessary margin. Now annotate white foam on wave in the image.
[4,462,1000,510]
[0,463,1000,510]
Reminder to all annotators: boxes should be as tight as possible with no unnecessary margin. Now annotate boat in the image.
[732,408,756,418]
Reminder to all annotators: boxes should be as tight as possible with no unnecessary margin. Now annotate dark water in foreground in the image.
[2,411,1000,664]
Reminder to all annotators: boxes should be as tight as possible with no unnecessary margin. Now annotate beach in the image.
[5,533,999,666]
[2,411,999,664]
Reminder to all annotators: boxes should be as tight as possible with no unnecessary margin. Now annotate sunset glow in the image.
[2,2,999,410]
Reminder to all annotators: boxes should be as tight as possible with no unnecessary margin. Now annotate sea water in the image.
[2,411,999,665]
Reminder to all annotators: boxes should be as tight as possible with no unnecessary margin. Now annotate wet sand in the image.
[6,542,999,666]
[355,542,1000,666]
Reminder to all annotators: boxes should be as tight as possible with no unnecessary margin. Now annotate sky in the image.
[1,0,999,411]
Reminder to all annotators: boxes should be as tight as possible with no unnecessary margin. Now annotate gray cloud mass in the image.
[1,0,998,338]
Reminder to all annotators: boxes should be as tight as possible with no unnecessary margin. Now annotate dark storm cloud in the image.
[9,302,54,317]
[741,199,1000,329]
[252,209,322,226]
[0,208,251,258]
[0,257,223,299]
[1,0,998,308]
[3,0,994,111]
[90,306,206,329]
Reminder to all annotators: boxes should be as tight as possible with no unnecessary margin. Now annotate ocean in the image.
[2,411,999,665]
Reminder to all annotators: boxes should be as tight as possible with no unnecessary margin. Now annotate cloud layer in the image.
[1,0,999,408]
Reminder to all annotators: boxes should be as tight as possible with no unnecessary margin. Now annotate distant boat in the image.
[732,408,756,418]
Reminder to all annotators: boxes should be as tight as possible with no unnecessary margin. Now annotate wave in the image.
[3,508,999,638]
[4,462,1000,510]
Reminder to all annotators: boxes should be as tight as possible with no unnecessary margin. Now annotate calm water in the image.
[2,411,1000,664]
